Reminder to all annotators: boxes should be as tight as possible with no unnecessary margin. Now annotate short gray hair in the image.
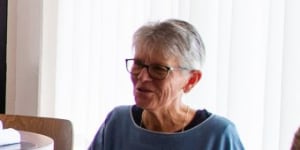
[132,19,205,70]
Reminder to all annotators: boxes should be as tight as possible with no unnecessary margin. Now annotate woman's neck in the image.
[141,104,193,132]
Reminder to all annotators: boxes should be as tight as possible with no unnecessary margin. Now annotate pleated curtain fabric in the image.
[23,0,300,149]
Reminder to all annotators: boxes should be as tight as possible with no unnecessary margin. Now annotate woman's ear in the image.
[183,70,202,93]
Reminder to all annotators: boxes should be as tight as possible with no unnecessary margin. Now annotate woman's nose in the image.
[137,67,152,81]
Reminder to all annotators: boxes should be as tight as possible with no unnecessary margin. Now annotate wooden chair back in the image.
[0,114,73,150]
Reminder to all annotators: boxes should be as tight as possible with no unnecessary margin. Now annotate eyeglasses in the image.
[125,58,188,80]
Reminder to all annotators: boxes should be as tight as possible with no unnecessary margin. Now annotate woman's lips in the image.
[136,86,152,93]
[137,87,151,92]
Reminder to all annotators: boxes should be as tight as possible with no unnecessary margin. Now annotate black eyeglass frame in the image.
[125,58,189,80]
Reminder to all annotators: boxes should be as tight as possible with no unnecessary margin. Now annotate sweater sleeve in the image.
[88,108,116,150]
[88,106,128,150]
[219,123,245,150]
[88,123,105,150]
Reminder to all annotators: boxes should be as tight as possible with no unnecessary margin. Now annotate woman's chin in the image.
[134,91,153,100]
[134,97,153,108]
[135,99,148,108]
[134,92,155,107]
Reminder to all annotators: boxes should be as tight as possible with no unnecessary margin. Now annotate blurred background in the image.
[4,0,300,149]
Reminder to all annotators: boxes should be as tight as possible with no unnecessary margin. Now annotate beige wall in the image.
[6,0,43,115]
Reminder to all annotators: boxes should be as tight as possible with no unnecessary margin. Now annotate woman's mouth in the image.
[137,87,151,92]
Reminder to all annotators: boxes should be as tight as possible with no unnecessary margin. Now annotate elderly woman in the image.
[89,19,244,150]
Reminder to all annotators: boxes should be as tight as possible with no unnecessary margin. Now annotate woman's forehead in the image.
[134,47,166,59]
[134,51,179,65]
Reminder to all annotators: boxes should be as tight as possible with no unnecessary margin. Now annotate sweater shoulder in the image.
[111,105,132,116]
[209,114,235,126]
[112,105,131,112]
[199,114,237,133]
[105,105,132,123]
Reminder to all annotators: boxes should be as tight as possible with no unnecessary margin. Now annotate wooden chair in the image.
[0,114,73,150]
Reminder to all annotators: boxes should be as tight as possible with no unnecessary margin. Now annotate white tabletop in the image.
[0,131,54,150]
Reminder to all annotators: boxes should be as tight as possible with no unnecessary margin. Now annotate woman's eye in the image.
[151,65,168,72]
[133,61,143,67]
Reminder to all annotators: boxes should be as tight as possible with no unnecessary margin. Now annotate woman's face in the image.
[131,50,189,111]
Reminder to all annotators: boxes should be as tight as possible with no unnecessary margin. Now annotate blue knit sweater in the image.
[89,105,244,150]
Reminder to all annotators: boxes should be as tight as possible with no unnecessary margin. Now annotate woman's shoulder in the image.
[106,105,131,116]
[104,105,132,121]
[209,114,234,125]
[191,114,242,143]
[198,114,237,132]
[112,105,132,112]
[99,105,134,129]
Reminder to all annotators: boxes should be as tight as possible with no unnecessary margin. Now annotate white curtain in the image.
[41,0,300,149]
